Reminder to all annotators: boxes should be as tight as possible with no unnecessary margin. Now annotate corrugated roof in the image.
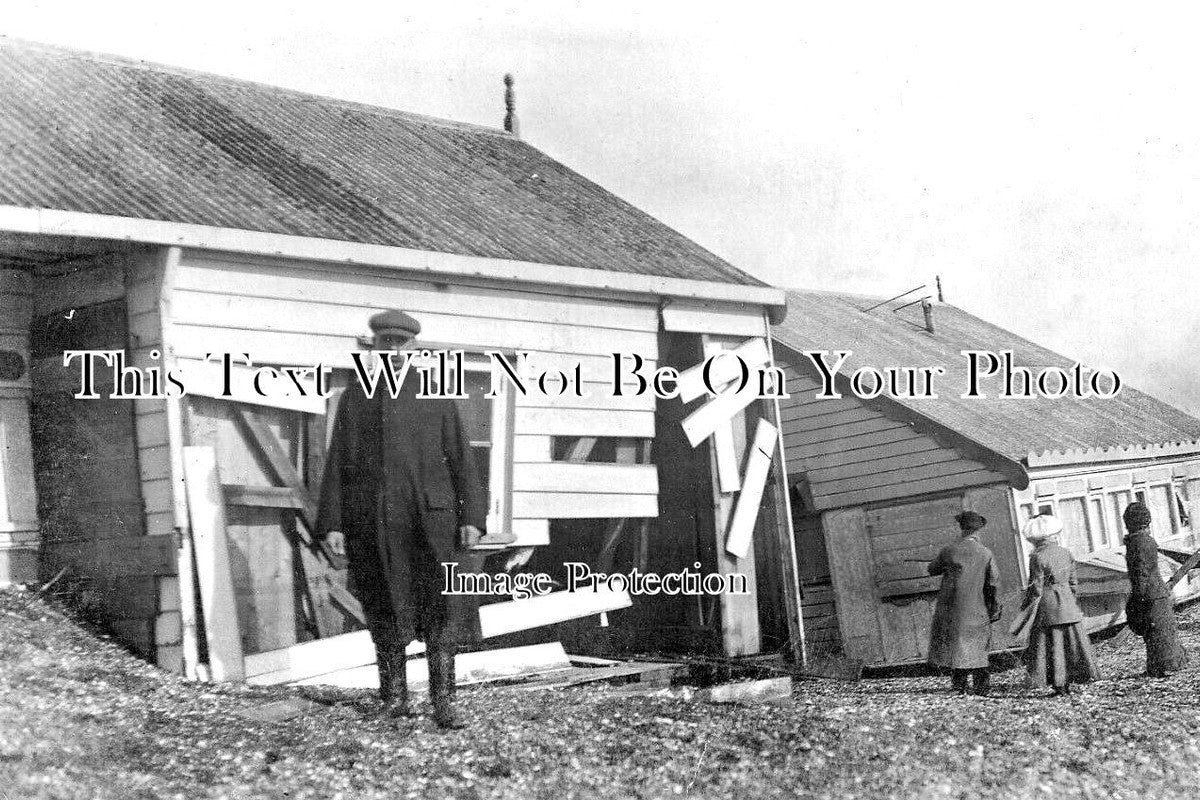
[773,289,1200,464]
[0,37,762,286]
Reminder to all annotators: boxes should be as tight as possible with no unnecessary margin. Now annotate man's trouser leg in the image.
[971,668,990,696]
[950,669,969,693]
[428,635,464,729]
[371,617,411,717]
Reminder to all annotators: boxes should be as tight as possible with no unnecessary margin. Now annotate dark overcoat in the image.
[1125,531,1188,675]
[927,535,1001,669]
[315,371,489,647]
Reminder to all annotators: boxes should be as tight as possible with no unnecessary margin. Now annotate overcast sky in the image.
[5,2,1199,416]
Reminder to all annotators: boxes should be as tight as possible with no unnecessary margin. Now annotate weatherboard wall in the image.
[774,348,1011,512]
[167,249,665,541]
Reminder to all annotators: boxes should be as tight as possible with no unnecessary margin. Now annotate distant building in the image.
[772,289,1200,667]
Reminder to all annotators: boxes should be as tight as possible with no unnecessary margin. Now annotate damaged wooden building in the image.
[772,288,1200,667]
[0,38,805,683]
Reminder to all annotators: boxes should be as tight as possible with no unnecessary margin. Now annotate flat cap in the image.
[368,309,421,338]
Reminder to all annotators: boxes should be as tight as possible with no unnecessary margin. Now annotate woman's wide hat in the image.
[1022,513,1064,542]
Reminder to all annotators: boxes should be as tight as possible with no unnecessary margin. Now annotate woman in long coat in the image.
[1012,514,1100,696]
[1123,502,1188,677]
[927,511,1002,695]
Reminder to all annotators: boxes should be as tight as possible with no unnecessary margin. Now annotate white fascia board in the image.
[0,205,786,311]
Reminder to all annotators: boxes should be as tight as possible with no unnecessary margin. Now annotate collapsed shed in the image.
[0,38,803,682]
[772,289,1200,667]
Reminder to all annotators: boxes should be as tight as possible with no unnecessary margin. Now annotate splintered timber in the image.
[60,349,789,401]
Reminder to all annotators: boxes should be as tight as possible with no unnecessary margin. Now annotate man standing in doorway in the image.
[316,310,488,729]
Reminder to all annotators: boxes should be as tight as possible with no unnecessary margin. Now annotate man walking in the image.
[927,511,1003,695]
[316,310,488,729]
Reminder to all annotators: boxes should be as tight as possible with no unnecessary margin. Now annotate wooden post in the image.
[764,321,807,666]
[0,267,39,586]
[156,245,201,679]
[182,446,244,681]
[702,335,760,656]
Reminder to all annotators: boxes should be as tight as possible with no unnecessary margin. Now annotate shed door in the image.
[864,485,1022,663]
[187,396,361,656]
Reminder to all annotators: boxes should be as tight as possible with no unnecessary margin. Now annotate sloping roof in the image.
[0,37,762,286]
[772,289,1200,465]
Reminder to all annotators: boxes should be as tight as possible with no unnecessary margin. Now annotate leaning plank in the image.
[725,419,778,559]
[478,587,633,638]
[245,630,426,685]
[182,446,245,681]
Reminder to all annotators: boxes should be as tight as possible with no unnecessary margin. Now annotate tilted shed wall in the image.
[775,347,1022,665]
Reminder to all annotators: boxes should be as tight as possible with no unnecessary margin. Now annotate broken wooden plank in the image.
[222,484,305,509]
[1167,548,1200,590]
[677,337,770,403]
[478,587,632,638]
[244,630,426,685]
[682,382,764,448]
[713,422,742,493]
[702,677,792,704]
[288,642,574,690]
[233,406,319,525]
[511,661,681,691]
[325,574,366,625]
[724,418,778,559]
[182,446,244,681]
[233,698,319,723]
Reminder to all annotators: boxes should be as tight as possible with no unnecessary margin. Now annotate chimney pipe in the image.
[503,73,520,137]
[921,297,935,334]
[936,275,944,302]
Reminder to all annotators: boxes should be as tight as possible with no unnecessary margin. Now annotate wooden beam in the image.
[478,587,632,638]
[1167,548,1200,591]
[725,419,778,559]
[182,446,244,681]
[222,484,306,510]
[325,574,366,625]
[764,323,807,666]
[681,381,763,448]
[233,406,318,525]
[677,337,770,403]
[567,437,598,462]
[713,423,742,492]
[244,630,426,684]
[701,335,760,657]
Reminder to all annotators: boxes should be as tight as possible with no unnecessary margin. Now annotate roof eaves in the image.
[771,338,1030,490]
[0,204,787,309]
